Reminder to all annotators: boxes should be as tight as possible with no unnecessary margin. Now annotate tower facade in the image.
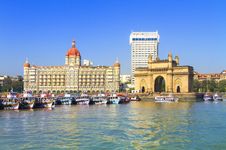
[130,31,160,84]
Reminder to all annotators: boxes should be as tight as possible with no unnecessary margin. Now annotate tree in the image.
[0,76,24,93]
[193,79,201,92]
[208,79,217,92]
[200,80,207,92]
[218,80,226,92]
[11,80,23,92]
[2,77,12,92]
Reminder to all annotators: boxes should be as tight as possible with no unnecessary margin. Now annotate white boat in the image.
[130,95,141,101]
[203,93,213,101]
[213,93,223,101]
[92,94,108,105]
[76,94,90,105]
[20,91,35,109]
[42,99,54,108]
[56,97,72,105]
[3,91,20,110]
[2,101,20,110]
[108,94,121,104]
[155,94,179,102]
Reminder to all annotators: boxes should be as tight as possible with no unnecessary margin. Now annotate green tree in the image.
[200,80,207,92]
[208,79,217,92]
[12,80,23,92]
[193,79,201,92]
[218,80,226,92]
[2,77,12,92]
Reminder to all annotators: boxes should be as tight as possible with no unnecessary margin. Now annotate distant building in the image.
[23,40,120,93]
[193,70,226,82]
[120,75,131,83]
[130,31,160,84]
[83,59,93,66]
[0,76,4,86]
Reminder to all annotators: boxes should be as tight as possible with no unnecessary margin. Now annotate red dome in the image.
[24,63,30,67]
[66,40,80,57]
[114,63,120,67]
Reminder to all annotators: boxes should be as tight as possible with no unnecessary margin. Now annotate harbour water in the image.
[1,100,226,149]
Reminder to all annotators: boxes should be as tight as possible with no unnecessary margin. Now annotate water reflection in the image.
[127,101,193,149]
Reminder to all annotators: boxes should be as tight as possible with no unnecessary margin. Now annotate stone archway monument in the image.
[134,52,193,93]
[154,76,165,92]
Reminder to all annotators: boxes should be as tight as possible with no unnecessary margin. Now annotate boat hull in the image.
[76,100,90,105]
[20,101,35,109]
[3,103,20,110]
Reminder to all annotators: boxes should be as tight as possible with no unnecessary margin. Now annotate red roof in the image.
[66,40,80,57]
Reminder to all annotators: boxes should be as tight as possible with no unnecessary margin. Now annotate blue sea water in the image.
[0,101,226,150]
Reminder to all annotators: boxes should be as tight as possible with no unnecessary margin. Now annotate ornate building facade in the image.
[193,70,226,82]
[23,40,120,93]
[134,53,193,93]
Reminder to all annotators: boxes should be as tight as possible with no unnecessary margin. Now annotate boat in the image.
[155,93,179,102]
[20,98,35,109]
[213,93,223,101]
[2,100,20,110]
[55,97,73,105]
[130,95,141,101]
[117,94,130,104]
[42,98,54,108]
[203,93,214,101]
[20,91,35,109]
[34,93,54,108]
[108,94,121,104]
[91,94,108,105]
[2,91,20,110]
[75,94,91,105]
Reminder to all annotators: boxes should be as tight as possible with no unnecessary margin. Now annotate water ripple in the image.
[0,101,226,149]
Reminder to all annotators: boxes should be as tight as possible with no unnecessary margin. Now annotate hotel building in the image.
[23,40,120,93]
[130,31,160,84]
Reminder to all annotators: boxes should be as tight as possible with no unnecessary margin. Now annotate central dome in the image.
[66,40,80,56]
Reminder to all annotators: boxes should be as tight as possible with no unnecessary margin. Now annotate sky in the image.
[0,0,225,76]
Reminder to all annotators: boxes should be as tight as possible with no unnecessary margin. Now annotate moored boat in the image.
[203,93,214,101]
[42,98,54,108]
[91,94,108,105]
[55,97,73,105]
[20,91,35,109]
[117,94,130,104]
[130,95,141,101]
[213,93,223,101]
[75,94,90,105]
[34,93,55,108]
[108,94,121,104]
[2,91,20,110]
[20,99,35,109]
[155,93,179,102]
[2,100,20,110]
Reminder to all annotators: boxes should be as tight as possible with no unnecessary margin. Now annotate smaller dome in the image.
[114,58,120,67]
[24,58,30,67]
[114,63,120,67]
[66,40,80,57]
[24,63,30,67]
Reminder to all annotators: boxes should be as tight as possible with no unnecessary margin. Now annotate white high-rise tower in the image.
[130,31,160,84]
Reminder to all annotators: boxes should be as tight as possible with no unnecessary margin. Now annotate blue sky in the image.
[0,0,225,76]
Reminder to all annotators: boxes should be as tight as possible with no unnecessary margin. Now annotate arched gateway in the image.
[134,53,193,93]
[154,76,165,92]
